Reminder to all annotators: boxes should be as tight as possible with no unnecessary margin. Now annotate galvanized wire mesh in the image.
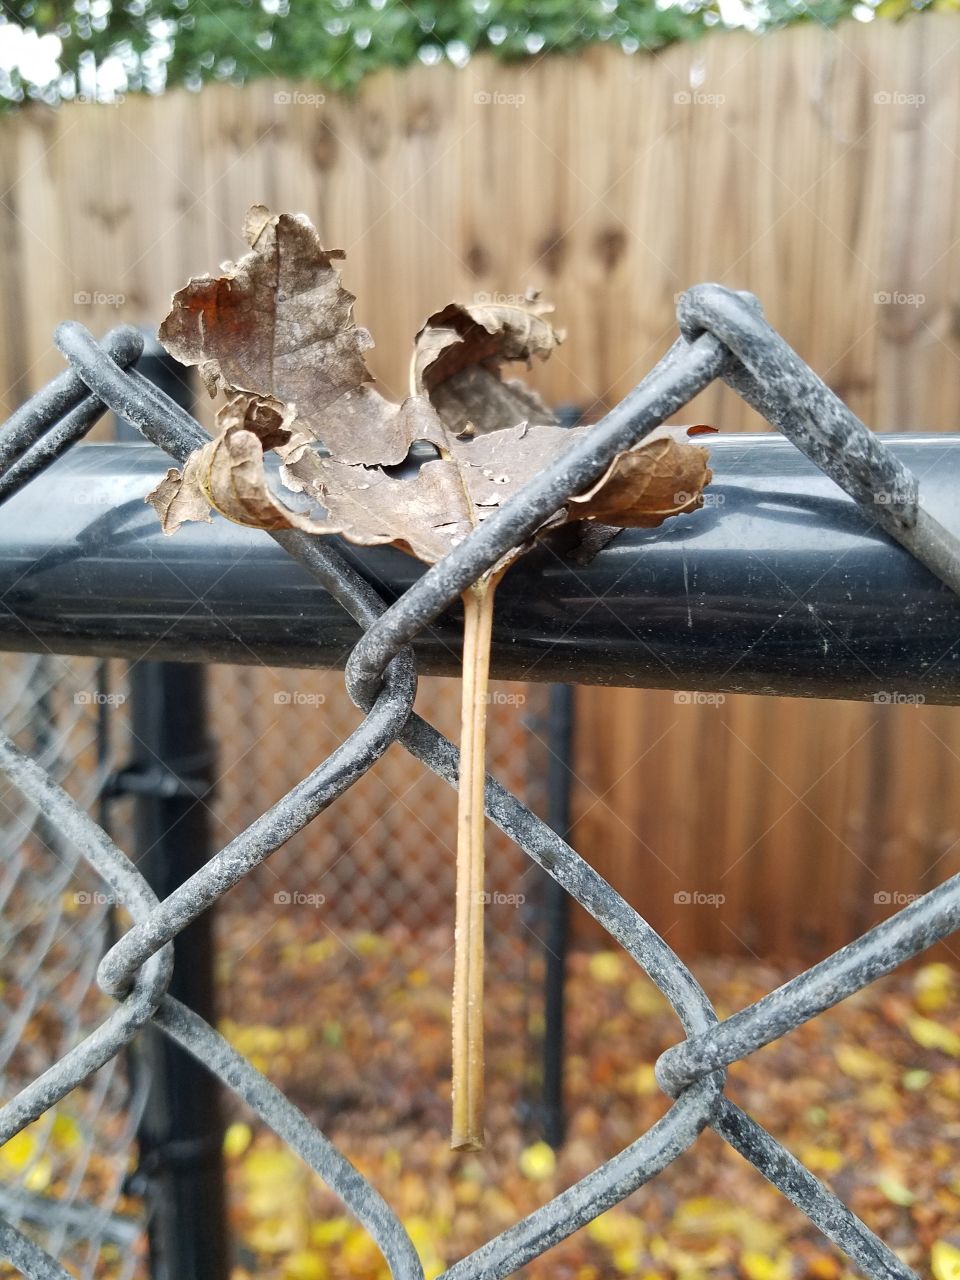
[1,283,960,1279]
[208,667,548,938]
[207,665,554,1156]
[0,655,146,1280]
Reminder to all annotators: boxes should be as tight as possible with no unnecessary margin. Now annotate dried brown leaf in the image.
[153,208,715,555]
[569,425,715,527]
[282,448,478,563]
[413,295,563,435]
[146,424,341,537]
[147,451,214,536]
[158,209,439,466]
[149,415,713,571]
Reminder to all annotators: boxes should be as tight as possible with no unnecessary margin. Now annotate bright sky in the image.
[0,24,63,86]
[0,0,878,100]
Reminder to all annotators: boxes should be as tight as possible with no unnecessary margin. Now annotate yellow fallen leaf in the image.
[834,1044,887,1081]
[932,1239,960,1280]
[243,1146,304,1186]
[735,1217,785,1255]
[455,1179,481,1205]
[246,1214,305,1255]
[243,1146,309,1220]
[353,931,387,956]
[282,1251,329,1280]
[861,1083,899,1114]
[402,1216,446,1280]
[632,1064,659,1096]
[225,1023,286,1057]
[310,1217,351,1247]
[671,1197,783,1253]
[914,963,955,1013]
[876,1173,915,1207]
[0,1129,37,1171]
[50,1114,82,1151]
[300,938,337,965]
[673,1195,739,1237]
[587,1209,645,1251]
[902,1068,931,1091]
[589,951,624,984]
[24,1156,53,1193]
[742,1251,791,1280]
[907,1016,960,1057]
[224,1122,253,1160]
[799,1145,845,1175]
[626,980,667,1016]
[673,1195,732,1223]
[340,1224,383,1272]
[612,1243,643,1274]
[519,1141,556,1181]
[649,1234,670,1260]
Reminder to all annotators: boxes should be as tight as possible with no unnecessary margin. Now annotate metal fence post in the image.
[110,339,229,1280]
[541,683,574,1148]
[539,409,580,1149]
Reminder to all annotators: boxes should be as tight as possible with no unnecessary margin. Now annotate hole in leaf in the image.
[380,439,442,480]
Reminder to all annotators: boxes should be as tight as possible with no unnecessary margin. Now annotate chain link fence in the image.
[0,650,555,1280]
[208,666,549,936]
[205,664,556,1152]
[0,655,145,1280]
[1,283,959,1279]
[0,652,556,1277]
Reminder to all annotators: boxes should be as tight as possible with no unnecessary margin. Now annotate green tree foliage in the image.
[0,0,948,109]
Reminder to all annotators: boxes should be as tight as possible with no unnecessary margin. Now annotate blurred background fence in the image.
[0,655,147,1277]
[2,13,960,965]
[0,648,556,1277]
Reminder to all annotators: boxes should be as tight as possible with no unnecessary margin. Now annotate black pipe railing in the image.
[0,434,958,700]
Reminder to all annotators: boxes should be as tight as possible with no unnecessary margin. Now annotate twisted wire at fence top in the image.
[2,284,960,1279]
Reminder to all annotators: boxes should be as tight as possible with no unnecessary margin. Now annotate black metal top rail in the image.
[0,433,959,699]
[0,283,958,1279]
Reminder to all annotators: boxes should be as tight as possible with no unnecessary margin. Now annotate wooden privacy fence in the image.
[1,14,959,957]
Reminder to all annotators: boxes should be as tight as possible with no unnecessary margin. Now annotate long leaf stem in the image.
[451,569,501,1151]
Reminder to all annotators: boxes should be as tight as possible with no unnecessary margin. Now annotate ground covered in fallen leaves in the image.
[213,914,960,1280]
